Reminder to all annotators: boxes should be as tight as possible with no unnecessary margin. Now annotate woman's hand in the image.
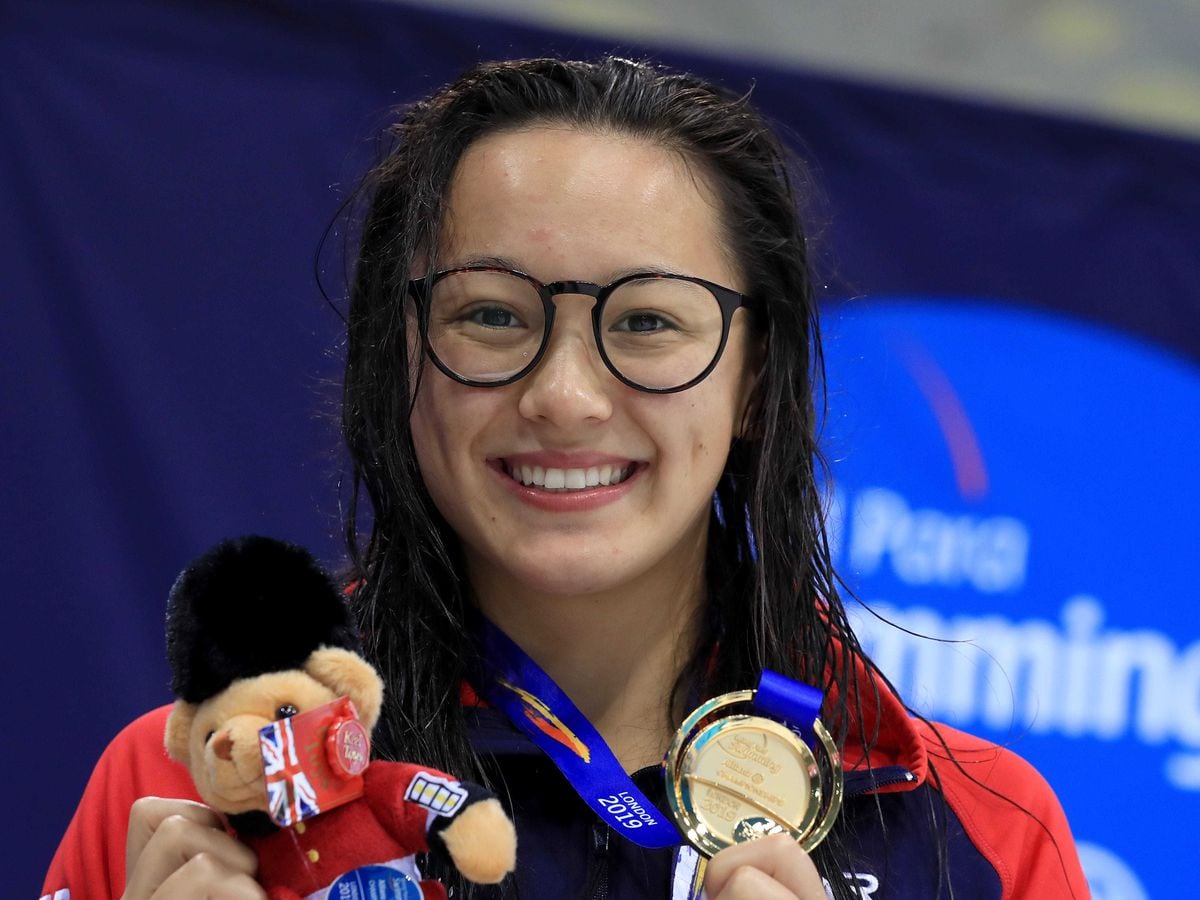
[123,797,265,899]
[703,834,827,899]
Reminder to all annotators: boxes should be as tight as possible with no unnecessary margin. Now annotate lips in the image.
[500,460,635,491]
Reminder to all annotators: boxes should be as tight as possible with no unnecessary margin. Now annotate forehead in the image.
[439,126,739,287]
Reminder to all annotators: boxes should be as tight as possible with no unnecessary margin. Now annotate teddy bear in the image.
[163,535,517,900]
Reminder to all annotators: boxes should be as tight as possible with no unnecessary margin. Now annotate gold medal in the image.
[663,688,843,858]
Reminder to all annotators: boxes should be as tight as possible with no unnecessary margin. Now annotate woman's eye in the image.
[612,312,673,333]
[466,305,522,329]
[275,704,299,720]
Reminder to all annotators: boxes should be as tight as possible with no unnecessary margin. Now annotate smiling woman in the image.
[44,57,1089,900]
[411,127,758,609]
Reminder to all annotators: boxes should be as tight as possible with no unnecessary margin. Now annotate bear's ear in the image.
[165,700,197,764]
[304,647,384,732]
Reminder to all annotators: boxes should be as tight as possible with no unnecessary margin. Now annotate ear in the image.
[165,700,197,764]
[304,646,384,732]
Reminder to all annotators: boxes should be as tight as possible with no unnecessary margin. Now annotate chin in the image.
[501,552,640,598]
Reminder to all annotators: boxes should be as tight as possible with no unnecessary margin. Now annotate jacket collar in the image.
[833,648,929,794]
[461,654,929,797]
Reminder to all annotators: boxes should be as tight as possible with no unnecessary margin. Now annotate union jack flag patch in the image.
[404,771,468,816]
[261,718,320,826]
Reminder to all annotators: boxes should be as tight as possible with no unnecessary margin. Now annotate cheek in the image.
[409,374,498,505]
[647,389,739,483]
[684,364,754,478]
[409,372,460,472]
[408,385,440,474]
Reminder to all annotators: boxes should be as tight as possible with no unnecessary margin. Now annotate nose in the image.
[516,301,613,427]
[212,730,234,761]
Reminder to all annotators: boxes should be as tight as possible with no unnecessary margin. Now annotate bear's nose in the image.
[212,731,234,761]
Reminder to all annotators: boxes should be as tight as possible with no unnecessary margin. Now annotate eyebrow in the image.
[445,254,688,283]
[448,254,526,273]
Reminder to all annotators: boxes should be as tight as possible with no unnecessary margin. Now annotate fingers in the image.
[124,797,263,900]
[703,834,826,900]
[706,864,810,900]
[150,852,266,899]
[126,797,226,875]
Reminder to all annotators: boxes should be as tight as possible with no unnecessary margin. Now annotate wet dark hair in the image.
[342,57,898,897]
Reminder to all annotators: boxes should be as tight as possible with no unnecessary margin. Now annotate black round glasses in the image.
[407,266,760,394]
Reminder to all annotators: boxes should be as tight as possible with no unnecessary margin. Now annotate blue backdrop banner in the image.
[823,300,1198,899]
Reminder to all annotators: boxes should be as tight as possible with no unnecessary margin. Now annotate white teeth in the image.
[505,462,633,491]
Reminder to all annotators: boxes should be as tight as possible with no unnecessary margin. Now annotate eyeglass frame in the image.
[406,265,762,394]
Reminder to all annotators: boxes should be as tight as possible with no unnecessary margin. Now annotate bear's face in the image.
[166,646,385,814]
[179,670,338,813]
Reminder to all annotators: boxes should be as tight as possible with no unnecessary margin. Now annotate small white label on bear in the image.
[404,771,467,816]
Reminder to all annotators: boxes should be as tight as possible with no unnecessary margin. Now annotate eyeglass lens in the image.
[425,270,725,390]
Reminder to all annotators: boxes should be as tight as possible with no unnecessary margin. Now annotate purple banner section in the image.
[6,0,1197,894]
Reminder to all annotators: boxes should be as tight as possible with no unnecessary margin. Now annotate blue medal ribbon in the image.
[471,612,681,848]
[754,669,823,744]
[470,612,828,859]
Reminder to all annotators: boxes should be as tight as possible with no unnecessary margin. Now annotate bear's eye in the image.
[205,731,215,743]
[275,704,299,720]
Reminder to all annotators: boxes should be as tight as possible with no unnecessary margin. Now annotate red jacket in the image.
[44,680,1089,899]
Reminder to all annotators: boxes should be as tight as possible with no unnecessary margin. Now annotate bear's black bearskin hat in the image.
[166,536,361,704]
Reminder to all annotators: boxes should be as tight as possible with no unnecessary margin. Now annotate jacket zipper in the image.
[847,768,918,796]
[587,821,611,899]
